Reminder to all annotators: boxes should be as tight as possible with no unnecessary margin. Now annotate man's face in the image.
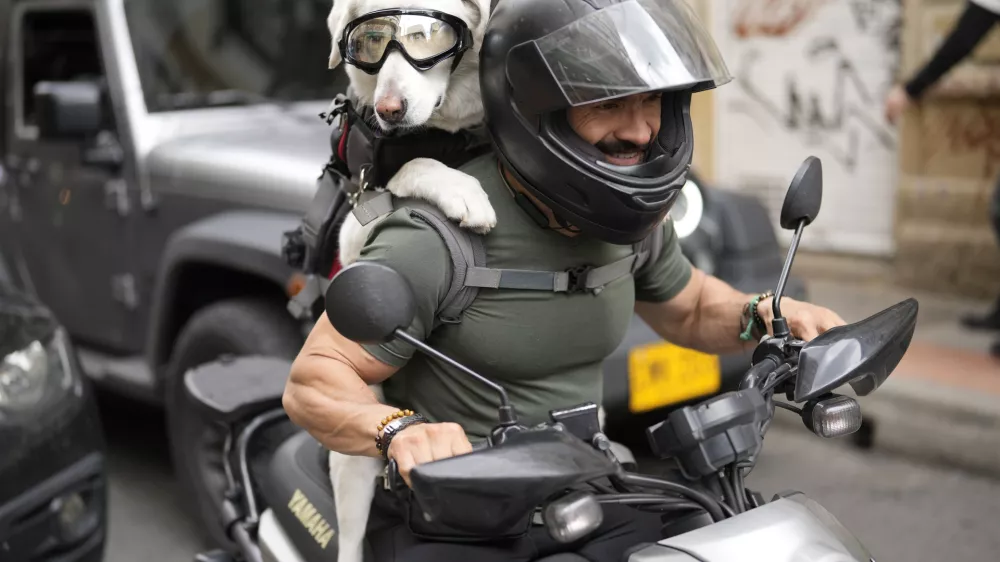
[566,92,662,167]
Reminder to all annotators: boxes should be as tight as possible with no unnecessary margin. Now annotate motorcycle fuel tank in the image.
[627,493,873,562]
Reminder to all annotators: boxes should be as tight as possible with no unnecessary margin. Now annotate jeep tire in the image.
[165,297,303,550]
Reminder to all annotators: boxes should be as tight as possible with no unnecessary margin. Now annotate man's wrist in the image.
[740,291,774,342]
[756,295,774,336]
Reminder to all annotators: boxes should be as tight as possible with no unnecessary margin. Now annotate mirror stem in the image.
[393,330,518,425]
[772,220,806,339]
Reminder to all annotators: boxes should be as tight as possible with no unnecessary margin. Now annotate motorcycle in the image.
[188,156,916,562]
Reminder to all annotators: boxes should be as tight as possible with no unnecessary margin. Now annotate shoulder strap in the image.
[354,192,486,325]
[349,192,663,326]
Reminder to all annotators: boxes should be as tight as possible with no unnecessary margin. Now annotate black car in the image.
[0,281,107,561]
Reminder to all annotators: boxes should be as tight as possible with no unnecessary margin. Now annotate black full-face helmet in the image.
[481,0,732,244]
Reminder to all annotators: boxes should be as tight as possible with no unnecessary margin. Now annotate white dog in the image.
[324,1,494,561]
[331,0,497,267]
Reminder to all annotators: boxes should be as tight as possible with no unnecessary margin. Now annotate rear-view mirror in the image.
[780,156,823,230]
[324,262,416,344]
[794,298,919,402]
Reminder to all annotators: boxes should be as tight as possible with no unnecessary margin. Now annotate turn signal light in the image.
[802,394,862,438]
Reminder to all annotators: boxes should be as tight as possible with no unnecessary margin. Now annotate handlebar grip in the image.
[740,356,780,390]
[386,440,489,492]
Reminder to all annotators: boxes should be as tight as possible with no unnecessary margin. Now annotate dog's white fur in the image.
[325,1,494,561]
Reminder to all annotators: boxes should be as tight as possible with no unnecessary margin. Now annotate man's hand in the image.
[387,422,473,487]
[757,297,846,341]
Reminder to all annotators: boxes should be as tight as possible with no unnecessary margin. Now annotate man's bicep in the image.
[634,221,694,303]
[635,267,705,341]
[297,312,400,385]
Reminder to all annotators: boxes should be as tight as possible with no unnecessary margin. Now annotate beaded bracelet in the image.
[375,410,427,460]
[739,290,774,341]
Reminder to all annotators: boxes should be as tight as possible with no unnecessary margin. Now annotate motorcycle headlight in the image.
[0,328,76,413]
[670,179,704,240]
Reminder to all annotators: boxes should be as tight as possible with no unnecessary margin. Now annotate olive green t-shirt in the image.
[356,154,693,440]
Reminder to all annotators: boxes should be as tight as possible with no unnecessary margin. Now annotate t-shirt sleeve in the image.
[351,209,453,367]
[634,221,694,303]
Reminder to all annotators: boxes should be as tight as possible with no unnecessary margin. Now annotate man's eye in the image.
[598,102,620,111]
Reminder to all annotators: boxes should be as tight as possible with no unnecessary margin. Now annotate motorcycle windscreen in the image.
[526,0,732,108]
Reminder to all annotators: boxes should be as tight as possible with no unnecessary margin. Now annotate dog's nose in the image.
[376,97,407,124]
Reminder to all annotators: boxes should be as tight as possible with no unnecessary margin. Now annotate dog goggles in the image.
[339,9,473,74]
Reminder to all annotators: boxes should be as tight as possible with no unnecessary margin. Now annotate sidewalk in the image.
[779,252,1000,478]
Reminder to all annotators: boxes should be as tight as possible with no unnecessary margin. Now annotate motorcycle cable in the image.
[595,494,704,515]
[727,467,746,513]
[717,472,738,513]
[589,480,617,495]
[774,401,803,414]
[760,363,795,394]
[614,472,733,521]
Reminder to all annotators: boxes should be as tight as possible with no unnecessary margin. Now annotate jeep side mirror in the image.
[34,81,104,141]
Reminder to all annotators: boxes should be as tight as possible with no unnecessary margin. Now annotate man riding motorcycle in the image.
[283,0,846,560]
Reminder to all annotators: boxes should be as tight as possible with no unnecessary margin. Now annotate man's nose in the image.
[615,109,653,147]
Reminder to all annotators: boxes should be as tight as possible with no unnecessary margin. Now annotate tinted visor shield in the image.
[533,0,732,106]
[341,10,470,71]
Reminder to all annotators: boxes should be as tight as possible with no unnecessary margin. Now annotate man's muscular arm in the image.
[283,312,402,457]
[636,266,845,354]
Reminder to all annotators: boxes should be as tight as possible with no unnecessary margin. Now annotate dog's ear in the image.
[327,0,350,69]
[463,0,493,39]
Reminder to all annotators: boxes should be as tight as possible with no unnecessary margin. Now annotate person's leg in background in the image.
[961,175,1000,337]
[990,175,1000,358]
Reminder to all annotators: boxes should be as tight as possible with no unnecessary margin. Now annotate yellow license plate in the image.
[628,341,721,413]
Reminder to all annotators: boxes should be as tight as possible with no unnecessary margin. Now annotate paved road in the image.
[98,391,1000,562]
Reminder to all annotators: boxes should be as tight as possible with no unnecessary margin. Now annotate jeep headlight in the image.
[670,179,704,239]
[0,328,75,412]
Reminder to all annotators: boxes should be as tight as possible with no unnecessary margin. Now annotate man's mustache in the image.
[595,139,649,155]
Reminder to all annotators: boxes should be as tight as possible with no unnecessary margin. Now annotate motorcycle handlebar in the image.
[385,438,491,491]
[740,356,780,390]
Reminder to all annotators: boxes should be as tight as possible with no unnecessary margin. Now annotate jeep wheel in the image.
[165,298,303,550]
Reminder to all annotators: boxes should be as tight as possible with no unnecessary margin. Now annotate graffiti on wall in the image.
[723,0,900,173]
[732,0,826,39]
[713,0,903,256]
[729,39,895,171]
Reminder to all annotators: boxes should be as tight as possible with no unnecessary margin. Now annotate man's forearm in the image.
[636,269,755,356]
[673,274,756,355]
[283,354,402,458]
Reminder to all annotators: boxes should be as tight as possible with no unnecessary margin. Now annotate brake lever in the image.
[385,459,407,492]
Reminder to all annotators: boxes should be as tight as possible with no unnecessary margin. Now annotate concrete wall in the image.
[892,0,1000,298]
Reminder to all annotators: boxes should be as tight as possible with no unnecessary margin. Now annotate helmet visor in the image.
[533,0,732,106]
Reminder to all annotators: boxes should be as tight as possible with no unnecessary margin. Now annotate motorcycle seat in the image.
[183,355,293,424]
[259,430,358,561]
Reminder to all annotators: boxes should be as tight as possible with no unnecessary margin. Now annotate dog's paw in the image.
[388,159,498,233]
[439,174,497,234]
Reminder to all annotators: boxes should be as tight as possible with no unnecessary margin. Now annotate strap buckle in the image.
[320,93,351,125]
[565,265,594,294]
[347,164,372,208]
